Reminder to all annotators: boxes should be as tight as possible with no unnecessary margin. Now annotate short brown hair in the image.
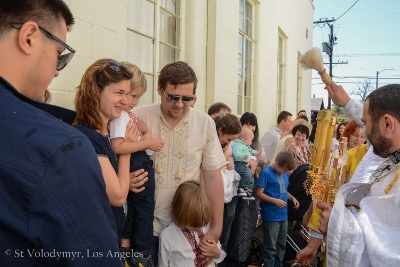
[275,151,296,171]
[0,0,74,38]
[207,102,232,116]
[122,62,147,93]
[158,61,198,94]
[211,113,242,136]
[366,84,400,123]
[172,180,211,229]
[73,59,133,133]
[277,111,293,125]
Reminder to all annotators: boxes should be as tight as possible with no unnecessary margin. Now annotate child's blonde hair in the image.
[122,62,147,93]
[172,180,211,229]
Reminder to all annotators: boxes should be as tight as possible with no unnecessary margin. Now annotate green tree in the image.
[331,103,352,123]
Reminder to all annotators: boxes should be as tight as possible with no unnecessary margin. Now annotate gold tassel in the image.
[156,164,162,173]
[176,168,184,180]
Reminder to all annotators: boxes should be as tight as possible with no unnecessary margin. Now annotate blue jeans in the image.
[235,161,254,191]
[219,196,244,267]
[262,220,288,267]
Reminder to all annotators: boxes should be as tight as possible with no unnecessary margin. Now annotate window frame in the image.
[127,0,183,105]
[237,0,255,115]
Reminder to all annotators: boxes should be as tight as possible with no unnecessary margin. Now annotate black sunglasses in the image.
[11,23,76,71]
[162,89,196,104]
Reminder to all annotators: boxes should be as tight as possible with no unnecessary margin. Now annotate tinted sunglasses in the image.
[98,61,132,76]
[11,23,76,71]
[162,89,196,104]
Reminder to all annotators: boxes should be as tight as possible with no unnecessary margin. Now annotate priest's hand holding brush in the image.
[299,47,332,86]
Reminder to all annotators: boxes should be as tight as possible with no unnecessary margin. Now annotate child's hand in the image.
[148,138,164,152]
[274,198,287,208]
[199,239,220,258]
[292,198,300,209]
[244,154,249,160]
[226,160,233,170]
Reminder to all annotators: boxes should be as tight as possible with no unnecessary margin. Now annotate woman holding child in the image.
[73,59,135,243]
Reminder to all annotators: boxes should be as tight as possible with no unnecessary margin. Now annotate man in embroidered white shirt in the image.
[131,61,226,266]
[260,111,293,163]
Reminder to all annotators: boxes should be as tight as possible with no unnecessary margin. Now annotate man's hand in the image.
[199,231,219,266]
[129,169,148,193]
[246,159,257,175]
[295,240,320,266]
[199,239,220,258]
[317,201,333,236]
[325,82,350,107]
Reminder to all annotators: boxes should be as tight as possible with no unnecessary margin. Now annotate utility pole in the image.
[314,18,336,109]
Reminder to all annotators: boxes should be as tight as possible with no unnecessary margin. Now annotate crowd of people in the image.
[1,1,400,267]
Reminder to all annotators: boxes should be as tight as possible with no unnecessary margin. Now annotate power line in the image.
[335,53,400,57]
[335,0,361,21]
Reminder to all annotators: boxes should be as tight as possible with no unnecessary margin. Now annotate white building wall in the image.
[206,0,241,114]
[48,0,128,110]
[185,1,208,111]
[47,0,314,136]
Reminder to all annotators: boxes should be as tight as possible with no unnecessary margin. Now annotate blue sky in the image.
[311,0,400,104]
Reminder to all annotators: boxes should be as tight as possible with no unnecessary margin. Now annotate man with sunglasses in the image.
[0,1,122,266]
[132,61,226,266]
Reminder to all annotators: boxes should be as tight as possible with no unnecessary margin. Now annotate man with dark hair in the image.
[132,61,226,265]
[0,1,122,266]
[207,102,232,116]
[297,109,307,117]
[314,83,400,266]
[261,111,293,163]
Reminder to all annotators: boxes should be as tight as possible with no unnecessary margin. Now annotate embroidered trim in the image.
[155,113,188,189]
[388,149,400,164]
[181,227,205,267]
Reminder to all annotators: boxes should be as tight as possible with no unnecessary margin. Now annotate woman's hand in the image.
[124,120,139,142]
[129,169,148,193]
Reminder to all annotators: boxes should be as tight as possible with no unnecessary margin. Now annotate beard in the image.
[369,124,393,158]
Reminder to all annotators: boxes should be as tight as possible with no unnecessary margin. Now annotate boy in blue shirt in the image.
[256,151,299,267]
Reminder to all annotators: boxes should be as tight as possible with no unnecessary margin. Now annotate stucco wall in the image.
[48,0,128,110]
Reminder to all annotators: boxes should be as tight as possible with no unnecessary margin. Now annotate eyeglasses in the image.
[11,23,76,71]
[162,89,195,104]
[98,61,132,76]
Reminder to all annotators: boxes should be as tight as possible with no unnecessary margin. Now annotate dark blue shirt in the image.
[0,77,123,266]
[257,166,290,222]
[75,124,125,241]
